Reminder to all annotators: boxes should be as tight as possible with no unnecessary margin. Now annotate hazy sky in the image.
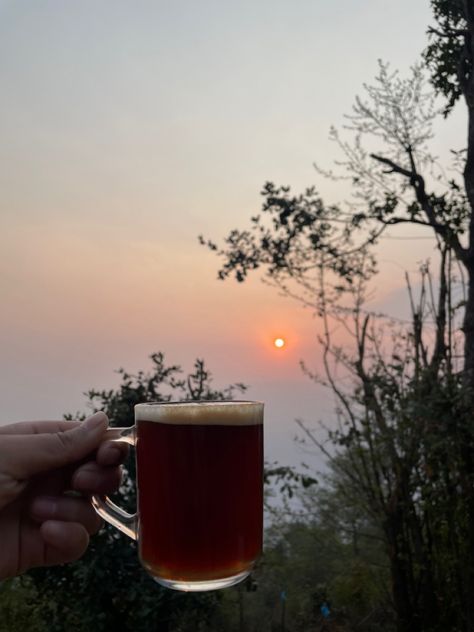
[0,1,467,468]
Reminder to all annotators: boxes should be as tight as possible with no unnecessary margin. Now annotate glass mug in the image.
[92,400,264,592]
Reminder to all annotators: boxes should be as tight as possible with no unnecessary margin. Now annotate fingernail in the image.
[82,412,108,431]
[74,471,100,490]
[31,496,57,519]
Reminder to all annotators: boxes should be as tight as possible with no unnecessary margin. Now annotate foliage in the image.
[0,577,44,632]
[201,60,470,316]
[258,517,390,631]
[200,181,378,293]
[205,501,391,632]
[424,0,470,116]
[264,461,317,499]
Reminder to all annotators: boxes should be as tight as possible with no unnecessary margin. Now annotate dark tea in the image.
[135,402,263,586]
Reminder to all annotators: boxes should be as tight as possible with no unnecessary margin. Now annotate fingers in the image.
[30,496,103,535]
[96,439,129,466]
[40,521,90,566]
[0,421,81,435]
[2,413,109,478]
[72,462,123,495]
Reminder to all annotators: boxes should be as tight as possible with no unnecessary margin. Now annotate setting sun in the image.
[274,337,286,349]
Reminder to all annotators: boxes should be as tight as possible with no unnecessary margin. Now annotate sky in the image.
[0,0,467,470]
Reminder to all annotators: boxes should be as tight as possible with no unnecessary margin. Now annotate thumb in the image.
[4,413,109,479]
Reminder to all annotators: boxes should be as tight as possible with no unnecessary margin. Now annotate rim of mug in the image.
[135,400,263,408]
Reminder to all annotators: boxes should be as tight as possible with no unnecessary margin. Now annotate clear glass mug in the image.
[92,401,264,592]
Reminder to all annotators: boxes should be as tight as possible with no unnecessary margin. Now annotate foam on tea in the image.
[135,401,263,426]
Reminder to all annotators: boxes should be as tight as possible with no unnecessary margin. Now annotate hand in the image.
[0,412,127,579]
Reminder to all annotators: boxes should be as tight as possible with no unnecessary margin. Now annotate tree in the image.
[200,0,474,388]
[200,2,474,630]
[25,352,247,632]
[297,264,473,630]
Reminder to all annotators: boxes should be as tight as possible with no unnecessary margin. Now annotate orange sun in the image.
[274,337,286,349]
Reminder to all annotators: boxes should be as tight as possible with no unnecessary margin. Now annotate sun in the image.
[274,337,286,349]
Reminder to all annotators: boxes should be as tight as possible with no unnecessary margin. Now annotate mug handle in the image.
[91,425,138,541]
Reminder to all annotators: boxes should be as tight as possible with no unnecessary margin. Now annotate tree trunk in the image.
[459,431,474,632]
[463,4,474,390]
[462,263,474,391]
[463,49,474,386]
[385,513,420,632]
[460,15,474,628]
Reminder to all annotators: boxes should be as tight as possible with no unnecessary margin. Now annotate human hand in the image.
[0,412,127,579]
